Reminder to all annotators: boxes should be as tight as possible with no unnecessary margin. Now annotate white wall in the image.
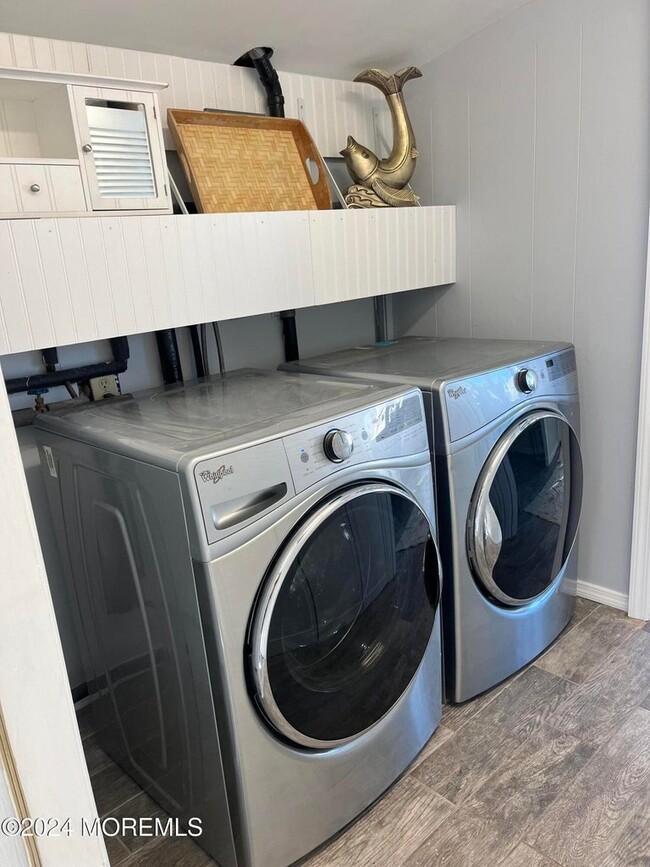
[395,0,650,599]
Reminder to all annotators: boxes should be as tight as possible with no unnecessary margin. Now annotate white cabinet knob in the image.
[30,184,40,193]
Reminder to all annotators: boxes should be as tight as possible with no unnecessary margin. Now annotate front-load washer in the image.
[35,369,442,867]
[281,338,583,702]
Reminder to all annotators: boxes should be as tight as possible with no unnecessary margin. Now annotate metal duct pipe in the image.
[234,47,285,118]
[374,296,396,343]
[155,329,184,384]
[234,46,300,362]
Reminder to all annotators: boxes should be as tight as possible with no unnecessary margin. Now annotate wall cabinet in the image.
[0,68,171,217]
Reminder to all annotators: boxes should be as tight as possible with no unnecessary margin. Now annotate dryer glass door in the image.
[250,483,440,749]
[468,410,583,607]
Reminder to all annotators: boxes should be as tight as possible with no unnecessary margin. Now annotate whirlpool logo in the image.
[447,386,468,400]
[199,465,234,484]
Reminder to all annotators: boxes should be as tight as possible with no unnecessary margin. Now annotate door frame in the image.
[629,212,650,621]
[0,367,108,866]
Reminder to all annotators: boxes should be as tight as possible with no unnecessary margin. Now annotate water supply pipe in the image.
[6,337,131,395]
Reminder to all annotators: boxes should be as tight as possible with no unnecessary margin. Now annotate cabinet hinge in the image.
[153,105,157,119]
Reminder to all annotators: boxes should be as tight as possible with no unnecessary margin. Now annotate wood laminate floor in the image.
[79,599,650,867]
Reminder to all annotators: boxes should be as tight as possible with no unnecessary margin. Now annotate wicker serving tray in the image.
[168,109,331,213]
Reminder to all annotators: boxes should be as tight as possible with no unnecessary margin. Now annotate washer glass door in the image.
[250,483,440,749]
[468,410,582,606]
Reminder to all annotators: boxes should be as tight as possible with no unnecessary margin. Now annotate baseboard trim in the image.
[576,579,629,612]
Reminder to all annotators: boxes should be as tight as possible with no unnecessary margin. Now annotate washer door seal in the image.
[250,482,440,750]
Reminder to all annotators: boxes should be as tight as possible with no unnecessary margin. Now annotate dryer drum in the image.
[467,410,583,607]
[250,482,441,749]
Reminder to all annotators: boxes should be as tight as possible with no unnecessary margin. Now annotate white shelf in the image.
[0,206,456,355]
[0,156,79,165]
[0,64,167,92]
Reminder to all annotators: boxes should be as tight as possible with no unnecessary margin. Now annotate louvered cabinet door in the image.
[70,86,170,212]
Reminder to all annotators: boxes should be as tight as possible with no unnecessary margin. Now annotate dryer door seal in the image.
[467,410,583,607]
[249,482,441,750]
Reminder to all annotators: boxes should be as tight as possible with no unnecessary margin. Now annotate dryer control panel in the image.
[442,348,579,443]
[284,390,428,493]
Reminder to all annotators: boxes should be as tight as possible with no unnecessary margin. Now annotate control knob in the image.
[323,429,354,463]
[517,368,538,394]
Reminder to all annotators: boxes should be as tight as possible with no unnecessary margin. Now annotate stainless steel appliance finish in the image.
[281,338,583,702]
[35,369,442,867]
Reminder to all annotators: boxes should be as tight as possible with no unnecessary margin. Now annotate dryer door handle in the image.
[480,499,503,576]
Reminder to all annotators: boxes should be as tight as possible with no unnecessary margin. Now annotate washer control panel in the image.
[323,429,354,462]
[284,390,428,493]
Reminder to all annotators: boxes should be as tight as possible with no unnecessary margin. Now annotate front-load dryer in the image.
[35,369,442,867]
[281,338,583,702]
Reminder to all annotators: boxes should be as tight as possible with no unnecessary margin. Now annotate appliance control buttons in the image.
[323,429,354,463]
[517,368,538,394]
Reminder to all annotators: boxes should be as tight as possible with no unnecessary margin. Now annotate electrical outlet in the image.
[89,375,121,401]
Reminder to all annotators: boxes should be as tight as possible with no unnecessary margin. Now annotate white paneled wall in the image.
[0,207,454,355]
[0,30,387,158]
[395,0,650,599]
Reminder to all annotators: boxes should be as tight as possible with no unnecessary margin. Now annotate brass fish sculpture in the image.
[341,66,422,208]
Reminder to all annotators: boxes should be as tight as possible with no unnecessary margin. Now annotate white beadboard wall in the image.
[394,0,650,598]
[0,30,390,158]
[0,207,455,356]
